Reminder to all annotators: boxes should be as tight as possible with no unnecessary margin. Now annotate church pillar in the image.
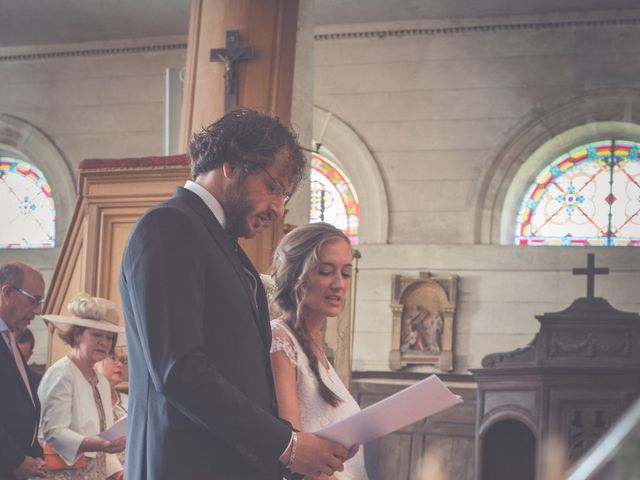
[286,0,314,229]
[180,0,300,272]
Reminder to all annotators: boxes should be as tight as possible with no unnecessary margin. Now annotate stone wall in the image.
[0,36,187,364]
[2,11,640,372]
[314,13,640,372]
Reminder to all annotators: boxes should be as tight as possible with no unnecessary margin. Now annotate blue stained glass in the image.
[515,140,640,247]
[0,157,56,249]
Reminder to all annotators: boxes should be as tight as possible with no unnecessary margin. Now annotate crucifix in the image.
[572,253,609,298]
[210,30,256,113]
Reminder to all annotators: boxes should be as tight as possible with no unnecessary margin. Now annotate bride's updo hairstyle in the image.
[271,222,351,407]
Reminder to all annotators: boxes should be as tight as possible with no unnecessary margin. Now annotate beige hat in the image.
[43,293,124,334]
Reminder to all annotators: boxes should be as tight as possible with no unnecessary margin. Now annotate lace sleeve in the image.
[270,324,297,367]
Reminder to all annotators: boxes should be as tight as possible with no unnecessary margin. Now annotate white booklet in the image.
[316,375,462,448]
[98,414,128,441]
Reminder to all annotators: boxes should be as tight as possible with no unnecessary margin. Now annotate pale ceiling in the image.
[0,0,638,48]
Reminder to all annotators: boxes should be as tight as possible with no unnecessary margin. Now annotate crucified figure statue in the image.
[216,52,241,94]
[210,30,256,112]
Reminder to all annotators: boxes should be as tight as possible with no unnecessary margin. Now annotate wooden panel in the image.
[353,376,477,480]
[365,431,414,480]
[96,208,150,310]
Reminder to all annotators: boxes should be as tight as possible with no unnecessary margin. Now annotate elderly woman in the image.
[270,223,369,480]
[95,341,128,422]
[39,294,125,480]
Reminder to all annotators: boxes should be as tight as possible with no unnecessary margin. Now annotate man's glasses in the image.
[12,286,45,306]
[256,165,293,204]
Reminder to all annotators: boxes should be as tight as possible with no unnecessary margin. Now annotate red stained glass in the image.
[310,153,360,245]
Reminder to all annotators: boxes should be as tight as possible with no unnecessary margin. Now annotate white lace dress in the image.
[271,319,369,480]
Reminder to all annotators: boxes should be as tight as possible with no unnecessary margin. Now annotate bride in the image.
[270,223,369,480]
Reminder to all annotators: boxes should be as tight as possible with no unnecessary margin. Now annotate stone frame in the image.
[471,88,640,245]
[312,106,389,244]
[389,271,458,371]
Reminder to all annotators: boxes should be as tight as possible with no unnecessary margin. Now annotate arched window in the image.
[514,140,640,246]
[310,153,360,244]
[0,156,56,248]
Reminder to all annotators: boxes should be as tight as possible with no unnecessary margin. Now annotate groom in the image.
[120,109,349,479]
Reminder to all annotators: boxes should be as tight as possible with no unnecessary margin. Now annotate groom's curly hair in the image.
[189,109,306,184]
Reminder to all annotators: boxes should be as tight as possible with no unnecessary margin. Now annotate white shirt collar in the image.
[184,180,227,229]
[0,318,8,333]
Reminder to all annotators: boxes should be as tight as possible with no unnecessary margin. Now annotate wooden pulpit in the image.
[44,155,190,365]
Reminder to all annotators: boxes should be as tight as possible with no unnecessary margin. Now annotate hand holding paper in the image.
[316,375,462,448]
[98,414,127,441]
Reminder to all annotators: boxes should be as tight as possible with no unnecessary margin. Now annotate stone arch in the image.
[0,114,76,258]
[313,106,389,244]
[473,88,640,245]
[479,417,537,480]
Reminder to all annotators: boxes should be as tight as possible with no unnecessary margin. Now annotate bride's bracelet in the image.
[286,432,298,468]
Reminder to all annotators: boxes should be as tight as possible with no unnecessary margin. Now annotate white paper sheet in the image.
[98,414,127,441]
[316,375,462,447]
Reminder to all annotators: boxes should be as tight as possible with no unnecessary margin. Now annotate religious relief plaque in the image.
[389,272,458,371]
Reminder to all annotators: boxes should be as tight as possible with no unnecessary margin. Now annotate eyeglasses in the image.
[108,353,128,366]
[256,165,293,204]
[12,286,45,306]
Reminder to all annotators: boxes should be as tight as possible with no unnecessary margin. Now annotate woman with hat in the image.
[39,294,125,480]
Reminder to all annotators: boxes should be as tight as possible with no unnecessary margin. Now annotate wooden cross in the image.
[572,253,609,298]
[210,30,255,113]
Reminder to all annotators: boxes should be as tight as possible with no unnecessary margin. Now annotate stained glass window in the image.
[0,157,55,248]
[515,140,640,246]
[310,153,360,244]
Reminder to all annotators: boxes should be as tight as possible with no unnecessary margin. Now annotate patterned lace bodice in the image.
[270,319,369,480]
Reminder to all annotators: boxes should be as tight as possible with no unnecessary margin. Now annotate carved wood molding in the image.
[0,43,187,63]
[481,335,538,368]
[315,18,640,41]
[549,331,632,358]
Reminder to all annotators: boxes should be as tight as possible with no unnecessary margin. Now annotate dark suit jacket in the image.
[120,187,292,480]
[0,334,42,480]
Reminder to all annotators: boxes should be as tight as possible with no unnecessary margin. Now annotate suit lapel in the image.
[0,334,36,406]
[174,188,271,347]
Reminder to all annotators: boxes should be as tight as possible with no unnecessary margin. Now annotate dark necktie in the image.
[225,227,239,252]
[225,229,258,307]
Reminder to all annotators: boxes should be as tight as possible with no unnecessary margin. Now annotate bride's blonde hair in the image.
[271,223,351,407]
